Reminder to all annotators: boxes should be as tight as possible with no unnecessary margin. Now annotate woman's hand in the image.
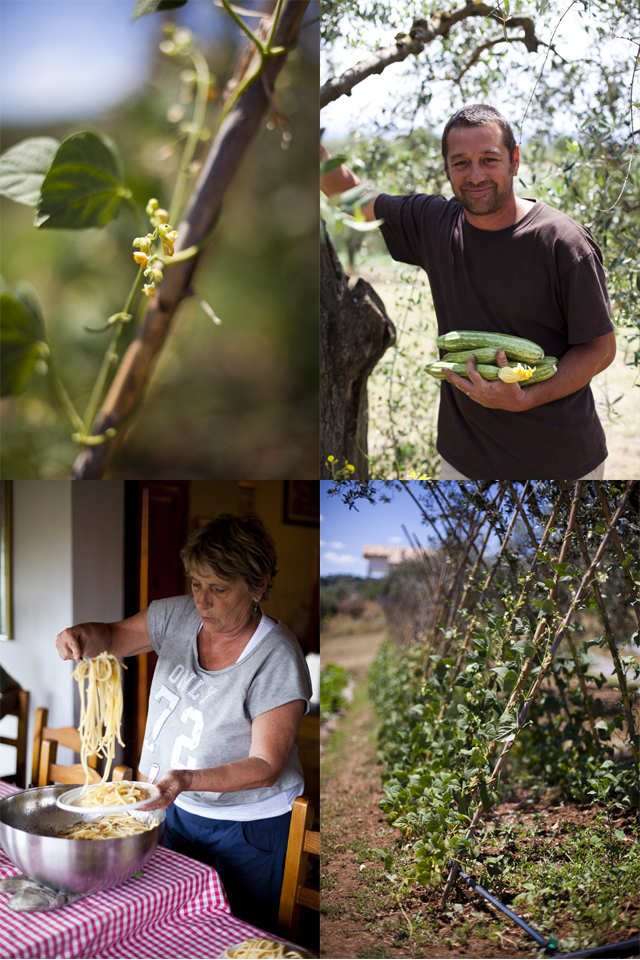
[55,610,153,661]
[141,769,193,810]
[56,625,103,661]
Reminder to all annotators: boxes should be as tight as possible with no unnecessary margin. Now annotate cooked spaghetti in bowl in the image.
[221,940,316,959]
[58,813,158,839]
[56,780,159,815]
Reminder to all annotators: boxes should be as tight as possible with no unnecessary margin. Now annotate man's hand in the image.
[443,349,527,411]
[320,145,379,221]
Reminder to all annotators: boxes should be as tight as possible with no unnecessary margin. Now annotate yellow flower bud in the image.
[145,198,159,216]
[142,283,156,297]
[134,252,150,267]
[161,230,179,257]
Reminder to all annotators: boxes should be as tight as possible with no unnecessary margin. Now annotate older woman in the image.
[56,513,312,933]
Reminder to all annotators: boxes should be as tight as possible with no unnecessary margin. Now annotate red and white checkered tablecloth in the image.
[0,780,279,959]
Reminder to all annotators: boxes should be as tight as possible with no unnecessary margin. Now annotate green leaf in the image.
[343,218,385,232]
[478,780,493,811]
[321,155,346,176]
[0,288,48,396]
[536,598,557,619]
[495,711,518,742]
[35,132,130,230]
[132,0,188,19]
[0,137,60,206]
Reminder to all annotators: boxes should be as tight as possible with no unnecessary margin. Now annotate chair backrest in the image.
[277,796,320,940]
[32,707,132,787]
[0,688,29,788]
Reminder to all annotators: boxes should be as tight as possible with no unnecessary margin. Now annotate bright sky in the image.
[0,0,237,126]
[320,4,632,142]
[320,481,437,578]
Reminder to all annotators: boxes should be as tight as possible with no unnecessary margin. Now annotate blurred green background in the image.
[0,0,319,478]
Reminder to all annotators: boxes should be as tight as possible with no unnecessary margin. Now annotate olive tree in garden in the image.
[320,0,639,479]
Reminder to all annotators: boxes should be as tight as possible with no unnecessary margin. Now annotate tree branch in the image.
[454,28,543,83]
[72,0,309,479]
[320,3,543,108]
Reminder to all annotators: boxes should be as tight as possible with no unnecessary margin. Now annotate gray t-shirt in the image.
[138,595,312,807]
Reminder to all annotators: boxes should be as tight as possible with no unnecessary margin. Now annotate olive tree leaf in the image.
[132,0,188,20]
[0,137,60,206]
[0,288,49,396]
[35,132,131,230]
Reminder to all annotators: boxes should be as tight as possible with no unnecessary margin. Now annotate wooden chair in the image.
[0,687,29,788]
[32,707,131,787]
[277,796,320,940]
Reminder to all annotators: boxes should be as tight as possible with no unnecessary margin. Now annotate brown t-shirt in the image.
[374,194,615,479]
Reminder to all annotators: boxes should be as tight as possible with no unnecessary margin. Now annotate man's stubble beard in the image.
[454,165,516,218]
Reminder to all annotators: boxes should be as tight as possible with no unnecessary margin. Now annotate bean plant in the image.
[0,0,311,478]
[349,480,640,901]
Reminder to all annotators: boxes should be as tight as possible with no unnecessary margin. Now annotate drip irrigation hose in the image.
[454,866,640,959]
[455,865,557,950]
[552,939,640,959]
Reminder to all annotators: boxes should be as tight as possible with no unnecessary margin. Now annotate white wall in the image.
[0,480,124,781]
[72,481,124,626]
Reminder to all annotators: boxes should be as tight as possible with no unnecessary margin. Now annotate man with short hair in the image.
[321,104,616,480]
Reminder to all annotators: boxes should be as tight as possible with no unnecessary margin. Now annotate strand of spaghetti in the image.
[72,652,125,788]
[222,941,305,959]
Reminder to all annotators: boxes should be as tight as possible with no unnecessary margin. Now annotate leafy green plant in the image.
[321,662,351,721]
[363,481,639,906]
[1,0,311,478]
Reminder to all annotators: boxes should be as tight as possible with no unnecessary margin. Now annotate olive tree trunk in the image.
[320,228,396,480]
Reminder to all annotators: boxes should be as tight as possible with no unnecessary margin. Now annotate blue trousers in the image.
[161,803,291,934]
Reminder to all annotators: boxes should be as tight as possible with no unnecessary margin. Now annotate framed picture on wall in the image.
[1,481,13,642]
[283,481,319,526]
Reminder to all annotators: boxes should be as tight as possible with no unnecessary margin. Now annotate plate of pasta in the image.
[56,780,160,816]
[220,939,317,959]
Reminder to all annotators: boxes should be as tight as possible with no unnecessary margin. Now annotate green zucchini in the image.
[425,361,501,381]
[442,348,500,364]
[436,330,544,365]
[521,362,557,386]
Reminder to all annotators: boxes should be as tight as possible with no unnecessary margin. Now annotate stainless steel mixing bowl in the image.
[0,784,165,893]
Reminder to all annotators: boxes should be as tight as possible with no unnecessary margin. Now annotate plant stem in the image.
[220,0,265,51]
[82,266,143,434]
[266,0,285,50]
[47,353,85,433]
[218,1,287,125]
[169,46,211,226]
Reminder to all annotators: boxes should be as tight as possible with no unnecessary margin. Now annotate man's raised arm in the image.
[320,145,379,222]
